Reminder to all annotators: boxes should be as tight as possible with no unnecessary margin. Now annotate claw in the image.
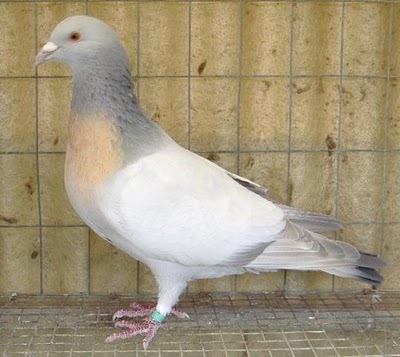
[105,328,141,343]
[106,319,162,349]
[112,302,155,321]
[112,309,132,321]
[106,302,190,349]
[171,307,190,320]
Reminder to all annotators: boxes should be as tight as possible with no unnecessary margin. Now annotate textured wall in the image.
[0,0,398,296]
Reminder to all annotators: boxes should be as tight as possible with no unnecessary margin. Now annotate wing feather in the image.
[227,171,343,232]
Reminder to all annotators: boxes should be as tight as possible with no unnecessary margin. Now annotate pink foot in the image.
[111,302,154,321]
[105,318,163,349]
[106,302,189,349]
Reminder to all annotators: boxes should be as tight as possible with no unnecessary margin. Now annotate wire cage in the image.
[0,0,399,355]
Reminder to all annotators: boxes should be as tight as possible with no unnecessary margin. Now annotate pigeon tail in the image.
[320,252,385,285]
[246,222,385,285]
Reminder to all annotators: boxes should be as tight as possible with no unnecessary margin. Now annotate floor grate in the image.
[1,292,399,356]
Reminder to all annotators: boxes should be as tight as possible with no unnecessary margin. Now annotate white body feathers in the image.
[99,143,285,267]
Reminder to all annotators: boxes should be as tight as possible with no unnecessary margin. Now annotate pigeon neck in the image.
[71,65,135,114]
[70,65,172,160]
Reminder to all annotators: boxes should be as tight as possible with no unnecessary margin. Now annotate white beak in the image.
[35,42,59,66]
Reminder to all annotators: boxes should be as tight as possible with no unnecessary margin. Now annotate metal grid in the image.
[37,0,400,290]
[0,0,397,293]
[1,292,399,356]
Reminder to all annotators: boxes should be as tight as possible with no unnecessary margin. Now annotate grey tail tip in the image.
[356,251,386,285]
[356,266,384,285]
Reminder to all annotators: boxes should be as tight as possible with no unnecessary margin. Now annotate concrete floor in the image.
[0,292,399,357]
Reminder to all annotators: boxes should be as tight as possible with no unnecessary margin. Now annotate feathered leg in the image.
[111,302,189,321]
[105,264,189,349]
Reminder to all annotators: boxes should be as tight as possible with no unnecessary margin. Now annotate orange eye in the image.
[69,32,81,42]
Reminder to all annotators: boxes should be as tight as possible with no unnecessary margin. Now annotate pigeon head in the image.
[36,15,130,73]
[35,15,167,154]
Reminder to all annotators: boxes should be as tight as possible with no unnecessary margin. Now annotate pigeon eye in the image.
[69,32,81,42]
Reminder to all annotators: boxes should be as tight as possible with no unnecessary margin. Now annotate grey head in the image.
[36,15,134,114]
[36,15,171,160]
[36,15,130,74]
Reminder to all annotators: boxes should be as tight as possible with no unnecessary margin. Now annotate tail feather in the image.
[323,265,383,285]
[277,204,344,232]
[321,251,385,285]
[247,222,385,285]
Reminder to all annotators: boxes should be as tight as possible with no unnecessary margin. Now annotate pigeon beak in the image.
[35,42,59,66]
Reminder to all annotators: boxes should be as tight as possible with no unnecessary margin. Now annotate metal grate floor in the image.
[0,292,399,357]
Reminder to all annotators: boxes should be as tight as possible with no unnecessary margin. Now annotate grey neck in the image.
[71,64,171,161]
[71,63,134,112]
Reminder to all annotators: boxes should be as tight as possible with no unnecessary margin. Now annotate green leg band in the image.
[151,310,165,324]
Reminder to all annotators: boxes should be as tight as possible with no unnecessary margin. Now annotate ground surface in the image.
[0,292,399,356]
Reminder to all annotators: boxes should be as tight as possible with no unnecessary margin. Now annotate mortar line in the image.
[187,0,192,151]
[33,0,44,296]
[135,0,141,100]
[237,0,244,178]
[380,0,395,263]
[286,0,295,204]
[283,0,296,292]
[1,73,397,80]
[4,147,400,155]
[233,0,245,293]
[333,0,346,293]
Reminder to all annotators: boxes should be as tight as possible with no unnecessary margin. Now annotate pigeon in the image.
[36,15,385,349]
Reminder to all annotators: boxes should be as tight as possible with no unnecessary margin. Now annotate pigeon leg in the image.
[106,303,189,349]
[106,264,190,349]
[112,302,189,321]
